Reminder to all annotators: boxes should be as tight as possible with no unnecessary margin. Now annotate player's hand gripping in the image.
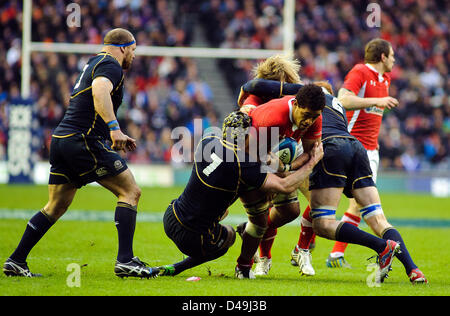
[306,141,324,167]
[110,129,136,152]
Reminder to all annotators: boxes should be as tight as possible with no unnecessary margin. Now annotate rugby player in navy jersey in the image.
[3,28,158,279]
[239,79,423,283]
[150,111,323,278]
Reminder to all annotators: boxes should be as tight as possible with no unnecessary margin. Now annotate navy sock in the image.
[172,247,229,276]
[114,203,137,263]
[336,222,386,254]
[10,211,54,263]
[382,227,417,275]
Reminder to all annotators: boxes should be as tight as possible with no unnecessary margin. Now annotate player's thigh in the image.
[310,187,342,210]
[351,186,381,207]
[97,168,141,204]
[272,190,300,220]
[239,189,270,227]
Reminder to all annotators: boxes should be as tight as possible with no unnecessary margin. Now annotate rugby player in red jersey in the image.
[235,82,326,277]
[235,55,322,276]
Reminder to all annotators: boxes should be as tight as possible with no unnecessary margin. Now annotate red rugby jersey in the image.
[246,95,322,142]
[343,63,391,150]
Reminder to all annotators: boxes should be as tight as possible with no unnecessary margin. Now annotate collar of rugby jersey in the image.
[365,63,386,83]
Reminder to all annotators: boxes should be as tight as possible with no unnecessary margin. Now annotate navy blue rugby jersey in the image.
[53,52,124,139]
[242,79,354,140]
[173,135,268,233]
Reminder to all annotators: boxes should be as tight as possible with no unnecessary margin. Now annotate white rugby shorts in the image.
[367,149,379,183]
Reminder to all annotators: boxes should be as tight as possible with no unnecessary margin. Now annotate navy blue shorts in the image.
[309,137,375,198]
[163,202,230,259]
[49,133,128,188]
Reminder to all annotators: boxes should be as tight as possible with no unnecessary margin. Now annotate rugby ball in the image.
[272,137,301,164]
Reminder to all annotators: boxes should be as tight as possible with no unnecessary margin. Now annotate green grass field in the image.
[0,184,449,296]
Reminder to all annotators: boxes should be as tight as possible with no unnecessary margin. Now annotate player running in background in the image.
[151,111,323,278]
[237,55,320,276]
[247,78,427,284]
[3,29,157,279]
[326,38,400,268]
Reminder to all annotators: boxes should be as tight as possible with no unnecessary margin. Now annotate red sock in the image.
[298,205,315,249]
[237,256,254,270]
[259,211,277,259]
[330,212,361,256]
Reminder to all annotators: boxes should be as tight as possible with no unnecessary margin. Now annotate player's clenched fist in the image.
[110,129,136,152]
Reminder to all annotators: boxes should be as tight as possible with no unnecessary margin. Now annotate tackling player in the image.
[3,29,157,278]
[150,111,323,278]
[326,38,400,268]
[236,55,322,276]
[235,83,325,277]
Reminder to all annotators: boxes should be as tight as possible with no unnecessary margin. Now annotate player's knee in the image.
[312,220,326,237]
[223,225,236,249]
[284,204,300,221]
[365,213,391,237]
[312,218,336,239]
[123,184,141,205]
[245,221,268,239]
[44,202,69,220]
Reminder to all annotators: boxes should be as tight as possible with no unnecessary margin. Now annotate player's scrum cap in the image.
[222,111,252,141]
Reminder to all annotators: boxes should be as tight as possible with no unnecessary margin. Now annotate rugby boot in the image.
[326,255,352,269]
[3,258,42,277]
[409,268,428,284]
[376,240,401,283]
[253,257,272,276]
[114,256,159,278]
[235,265,255,279]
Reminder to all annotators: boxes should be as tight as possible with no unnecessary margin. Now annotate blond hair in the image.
[314,80,334,96]
[252,54,301,84]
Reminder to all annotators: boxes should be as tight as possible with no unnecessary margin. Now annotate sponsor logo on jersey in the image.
[364,106,384,116]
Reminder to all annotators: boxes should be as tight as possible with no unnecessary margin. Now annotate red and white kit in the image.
[343,63,391,181]
[244,95,322,143]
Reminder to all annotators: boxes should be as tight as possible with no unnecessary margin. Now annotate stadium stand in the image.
[0,0,448,171]
[198,0,449,171]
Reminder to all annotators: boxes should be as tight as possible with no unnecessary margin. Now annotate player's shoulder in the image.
[92,53,121,70]
[348,63,370,75]
[267,95,295,107]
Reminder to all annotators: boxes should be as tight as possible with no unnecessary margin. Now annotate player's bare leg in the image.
[310,187,400,282]
[236,190,270,278]
[4,183,77,277]
[352,186,427,283]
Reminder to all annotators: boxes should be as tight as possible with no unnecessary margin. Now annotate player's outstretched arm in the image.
[261,142,323,194]
[338,88,399,110]
[241,79,303,101]
[92,77,136,152]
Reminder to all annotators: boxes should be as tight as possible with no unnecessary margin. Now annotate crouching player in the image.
[151,111,323,277]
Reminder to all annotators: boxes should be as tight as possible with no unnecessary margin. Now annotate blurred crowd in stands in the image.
[0,0,448,172]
